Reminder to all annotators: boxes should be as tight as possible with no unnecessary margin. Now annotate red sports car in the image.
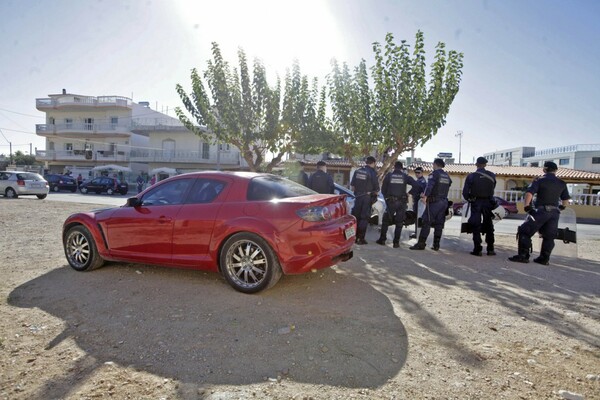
[62,171,356,293]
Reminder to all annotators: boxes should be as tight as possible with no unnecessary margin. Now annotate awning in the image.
[91,164,132,172]
[150,167,178,175]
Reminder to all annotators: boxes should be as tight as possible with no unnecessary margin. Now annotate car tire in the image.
[64,225,104,271]
[220,232,282,294]
[70,188,77,193]
[53,186,60,192]
[107,188,114,195]
[37,194,47,199]
[5,187,18,198]
[80,187,88,194]
[455,207,462,216]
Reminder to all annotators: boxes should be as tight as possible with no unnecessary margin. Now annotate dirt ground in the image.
[1,199,599,400]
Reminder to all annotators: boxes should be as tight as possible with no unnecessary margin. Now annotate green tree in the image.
[13,150,37,165]
[176,43,317,172]
[329,31,464,177]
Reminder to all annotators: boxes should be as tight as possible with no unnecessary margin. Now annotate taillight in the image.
[17,180,25,186]
[296,206,332,222]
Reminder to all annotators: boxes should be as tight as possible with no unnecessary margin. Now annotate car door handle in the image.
[158,216,172,223]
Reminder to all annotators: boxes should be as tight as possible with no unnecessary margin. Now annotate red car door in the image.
[170,178,229,269]
[103,178,195,264]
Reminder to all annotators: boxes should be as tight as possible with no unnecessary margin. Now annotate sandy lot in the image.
[0,199,599,400]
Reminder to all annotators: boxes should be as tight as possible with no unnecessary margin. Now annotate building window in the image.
[202,142,210,159]
[531,162,539,167]
[65,143,73,151]
[84,118,93,130]
[218,143,230,151]
[65,118,73,129]
[592,157,600,164]
[559,158,569,165]
[110,117,118,129]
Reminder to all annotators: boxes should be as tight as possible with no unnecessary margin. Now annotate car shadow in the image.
[8,263,407,398]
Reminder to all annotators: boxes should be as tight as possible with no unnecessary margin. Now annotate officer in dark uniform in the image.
[410,158,452,251]
[376,161,416,248]
[408,167,427,238]
[508,161,571,265]
[308,160,334,194]
[462,156,497,256]
[298,161,309,187]
[350,156,380,245]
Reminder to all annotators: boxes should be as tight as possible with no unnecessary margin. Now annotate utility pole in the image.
[455,130,463,164]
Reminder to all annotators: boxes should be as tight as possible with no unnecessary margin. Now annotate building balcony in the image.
[36,96,132,110]
[36,150,130,162]
[129,149,240,165]
[36,123,132,138]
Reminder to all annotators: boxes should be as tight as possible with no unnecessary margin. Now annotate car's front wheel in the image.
[64,225,104,271]
[107,188,114,195]
[80,187,88,194]
[220,232,282,294]
[5,187,18,198]
[52,185,60,192]
[37,194,47,199]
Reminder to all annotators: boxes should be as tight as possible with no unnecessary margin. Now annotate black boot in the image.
[533,257,549,265]
[409,238,426,250]
[470,245,483,256]
[508,246,529,263]
[486,246,496,256]
[431,236,441,251]
[376,238,386,245]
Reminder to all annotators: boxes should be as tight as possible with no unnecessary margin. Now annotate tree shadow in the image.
[8,264,407,399]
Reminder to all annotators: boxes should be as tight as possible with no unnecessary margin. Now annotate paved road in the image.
[40,192,599,239]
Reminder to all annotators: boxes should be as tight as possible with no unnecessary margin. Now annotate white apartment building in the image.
[522,144,600,172]
[482,146,536,167]
[35,91,243,182]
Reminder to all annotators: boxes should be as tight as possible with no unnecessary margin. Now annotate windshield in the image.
[247,175,315,201]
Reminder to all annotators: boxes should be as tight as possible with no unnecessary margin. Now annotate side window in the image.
[142,178,194,206]
[187,179,226,204]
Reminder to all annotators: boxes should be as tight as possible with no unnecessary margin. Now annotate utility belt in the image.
[386,195,407,202]
[539,205,559,211]
[427,196,447,203]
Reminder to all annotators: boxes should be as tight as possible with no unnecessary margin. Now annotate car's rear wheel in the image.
[455,207,462,216]
[80,187,88,194]
[5,187,18,198]
[107,188,114,195]
[37,194,47,199]
[220,232,282,294]
[70,188,77,193]
[64,225,104,271]
[53,185,60,192]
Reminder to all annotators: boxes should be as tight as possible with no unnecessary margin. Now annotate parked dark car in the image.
[79,177,129,195]
[453,196,518,216]
[44,174,78,193]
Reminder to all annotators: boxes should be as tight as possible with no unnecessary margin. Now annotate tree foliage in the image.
[175,43,326,172]
[329,31,463,177]
[12,150,37,165]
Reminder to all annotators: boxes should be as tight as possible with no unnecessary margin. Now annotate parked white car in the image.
[334,183,385,225]
[0,171,49,199]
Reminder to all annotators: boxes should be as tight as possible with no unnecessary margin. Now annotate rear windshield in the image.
[247,175,315,201]
[17,173,44,181]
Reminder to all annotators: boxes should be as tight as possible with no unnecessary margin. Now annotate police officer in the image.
[298,161,309,187]
[308,160,335,194]
[408,166,427,239]
[410,158,452,251]
[376,161,416,248]
[350,156,380,245]
[462,157,497,256]
[508,161,571,265]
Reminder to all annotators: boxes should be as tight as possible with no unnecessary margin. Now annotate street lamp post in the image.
[455,130,463,164]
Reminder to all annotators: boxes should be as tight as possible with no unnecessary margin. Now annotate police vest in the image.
[469,171,495,198]
[430,170,451,198]
[310,171,331,194]
[534,175,568,206]
[353,168,371,194]
[387,171,408,197]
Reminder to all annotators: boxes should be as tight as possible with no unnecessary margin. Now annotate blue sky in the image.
[1,0,598,163]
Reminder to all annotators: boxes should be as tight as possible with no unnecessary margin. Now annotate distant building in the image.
[522,144,600,173]
[483,147,536,167]
[35,90,243,182]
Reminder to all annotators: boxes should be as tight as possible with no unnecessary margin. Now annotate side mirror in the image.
[126,197,141,207]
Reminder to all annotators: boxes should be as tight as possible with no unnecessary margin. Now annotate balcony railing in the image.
[36,149,241,165]
[36,123,131,135]
[36,96,132,109]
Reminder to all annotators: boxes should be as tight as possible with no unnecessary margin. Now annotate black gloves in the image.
[558,205,566,210]
[524,205,534,213]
